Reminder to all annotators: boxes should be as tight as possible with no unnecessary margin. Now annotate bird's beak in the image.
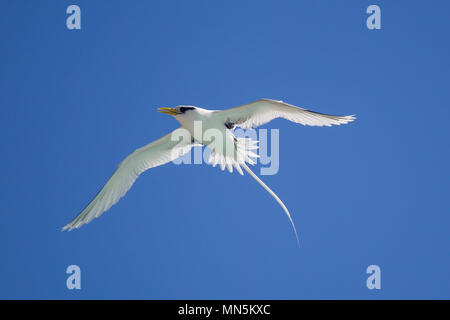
[157,107,181,116]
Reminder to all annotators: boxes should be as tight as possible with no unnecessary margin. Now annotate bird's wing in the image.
[63,128,198,231]
[215,98,355,129]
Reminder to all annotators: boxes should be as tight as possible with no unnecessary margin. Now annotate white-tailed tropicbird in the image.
[63,99,355,246]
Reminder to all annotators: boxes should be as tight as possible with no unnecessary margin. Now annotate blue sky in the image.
[1,0,449,299]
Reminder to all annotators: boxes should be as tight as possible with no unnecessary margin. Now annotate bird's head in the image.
[157,105,196,118]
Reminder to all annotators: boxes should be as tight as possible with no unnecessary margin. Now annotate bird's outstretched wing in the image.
[63,128,198,231]
[216,99,355,129]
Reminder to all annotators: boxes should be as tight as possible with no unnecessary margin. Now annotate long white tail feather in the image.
[241,162,300,247]
[206,135,300,245]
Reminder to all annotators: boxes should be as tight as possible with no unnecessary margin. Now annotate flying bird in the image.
[63,99,355,245]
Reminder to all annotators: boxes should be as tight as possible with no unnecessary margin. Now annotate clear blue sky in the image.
[1,0,449,299]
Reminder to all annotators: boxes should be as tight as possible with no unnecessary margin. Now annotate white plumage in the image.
[63,99,355,246]
[63,130,199,230]
[217,99,355,129]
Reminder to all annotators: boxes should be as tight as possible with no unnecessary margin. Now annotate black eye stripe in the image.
[179,107,195,113]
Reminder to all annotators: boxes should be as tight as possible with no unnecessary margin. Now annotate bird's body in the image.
[172,106,258,173]
[63,99,355,246]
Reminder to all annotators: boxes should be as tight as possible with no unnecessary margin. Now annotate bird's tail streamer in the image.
[241,162,300,247]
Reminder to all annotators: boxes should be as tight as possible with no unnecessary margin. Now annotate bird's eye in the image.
[179,107,195,113]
